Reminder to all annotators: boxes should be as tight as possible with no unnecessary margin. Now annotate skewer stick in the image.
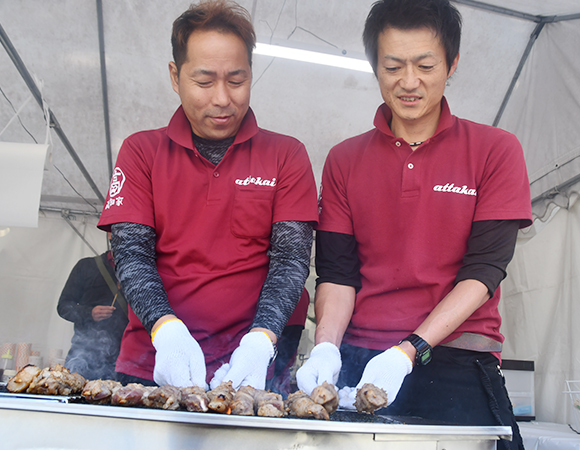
[111,292,118,307]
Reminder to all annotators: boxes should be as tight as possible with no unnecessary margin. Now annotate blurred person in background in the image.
[57,247,128,380]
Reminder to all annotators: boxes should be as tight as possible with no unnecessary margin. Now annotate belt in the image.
[440,332,502,353]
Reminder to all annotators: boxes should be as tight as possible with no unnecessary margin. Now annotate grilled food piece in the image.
[82,379,123,404]
[181,385,210,412]
[230,385,256,416]
[229,385,286,417]
[310,381,339,414]
[355,383,388,414]
[207,381,235,413]
[26,364,86,396]
[285,390,329,420]
[111,383,153,407]
[147,385,182,410]
[254,390,285,417]
[6,365,42,393]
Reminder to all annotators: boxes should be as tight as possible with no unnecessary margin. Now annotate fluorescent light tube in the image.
[255,43,373,73]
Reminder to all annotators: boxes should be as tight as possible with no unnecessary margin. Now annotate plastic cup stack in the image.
[15,343,31,372]
[1,343,16,371]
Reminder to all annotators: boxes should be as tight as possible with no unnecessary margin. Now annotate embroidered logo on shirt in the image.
[109,167,126,197]
[235,175,277,187]
[104,196,124,210]
[104,167,126,210]
[433,183,477,196]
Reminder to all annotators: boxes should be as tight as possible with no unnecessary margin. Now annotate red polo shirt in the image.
[98,106,318,381]
[318,98,532,351]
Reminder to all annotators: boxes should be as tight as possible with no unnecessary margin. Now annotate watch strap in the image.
[400,333,433,366]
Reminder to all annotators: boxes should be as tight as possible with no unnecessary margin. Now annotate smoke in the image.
[64,318,126,380]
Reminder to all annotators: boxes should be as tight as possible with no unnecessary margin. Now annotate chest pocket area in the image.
[231,188,274,239]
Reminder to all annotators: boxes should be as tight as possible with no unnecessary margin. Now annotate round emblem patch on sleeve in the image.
[109,167,126,198]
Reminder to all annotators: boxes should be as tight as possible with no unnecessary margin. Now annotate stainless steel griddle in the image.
[0,391,511,450]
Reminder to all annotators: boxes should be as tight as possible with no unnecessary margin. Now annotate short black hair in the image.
[363,0,461,75]
[172,0,256,72]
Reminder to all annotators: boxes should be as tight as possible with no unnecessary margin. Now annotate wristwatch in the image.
[400,333,433,366]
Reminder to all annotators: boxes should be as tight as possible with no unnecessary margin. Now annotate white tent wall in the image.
[493,13,580,425]
[0,213,107,364]
[0,1,538,200]
[2,0,580,427]
[501,186,580,425]
[0,1,112,206]
[499,19,580,204]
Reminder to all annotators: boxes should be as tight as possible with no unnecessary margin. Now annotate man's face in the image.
[376,27,458,130]
[169,30,251,140]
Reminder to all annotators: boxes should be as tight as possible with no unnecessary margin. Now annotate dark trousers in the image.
[338,344,524,450]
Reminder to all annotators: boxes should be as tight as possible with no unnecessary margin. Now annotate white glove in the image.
[151,318,206,388]
[209,363,230,390]
[338,386,357,410]
[211,332,274,390]
[296,342,341,395]
[356,346,413,406]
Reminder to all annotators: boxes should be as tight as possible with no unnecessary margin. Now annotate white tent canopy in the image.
[1,0,580,425]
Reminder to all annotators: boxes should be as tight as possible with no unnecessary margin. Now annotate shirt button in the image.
[213,172,220,178]
[408,163,414,169]
[395,141,402,147]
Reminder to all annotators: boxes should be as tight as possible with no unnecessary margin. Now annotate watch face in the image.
[405,334,432,366]
[417,349,432,365]
[401,334,433,366]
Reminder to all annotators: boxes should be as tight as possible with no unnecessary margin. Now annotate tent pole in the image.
[40,206,100,218]
[250,0,258,22]
[61,210,100,256]
[452,0,540,22]
[531,172,580,206]
[551,13,580,22]
[492,21,545,127]
[96,0,113,181]
[0,21,105,204]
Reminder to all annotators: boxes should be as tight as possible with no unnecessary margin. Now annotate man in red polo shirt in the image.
[98,0,318,392]
[297,0,530,448]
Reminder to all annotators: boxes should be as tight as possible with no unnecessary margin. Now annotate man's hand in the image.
[296,342,341,395]
[210,332,274,390]
[355,346,413,406]
[92,305,115,322]
[151,318,206,388]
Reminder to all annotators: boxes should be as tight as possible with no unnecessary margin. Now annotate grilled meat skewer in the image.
[230,385,256,415]
[82,379,122,404]
[26,364,86,396]
[285,390,329,420]
[207,381,235,413]
[254,389,285,417]
[310,381,339,414]
[355,383,389,414]
[6,365,42,393]
[148,385,182,410]
[181,385,210,412]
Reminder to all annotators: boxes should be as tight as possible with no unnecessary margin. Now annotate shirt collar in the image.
[167,105,259,150]
[373,96,454,140]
